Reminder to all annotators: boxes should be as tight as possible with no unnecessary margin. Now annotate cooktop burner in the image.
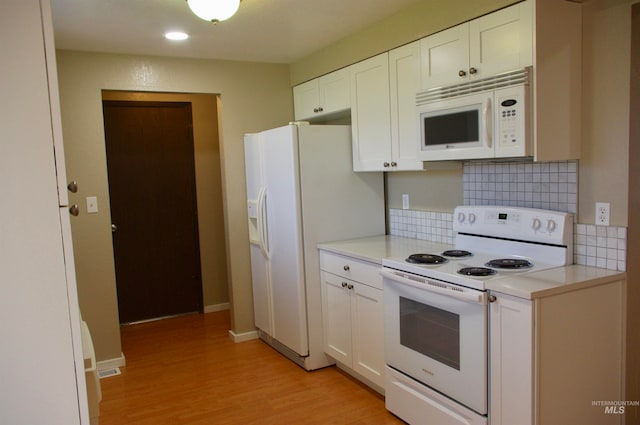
[442,249,473,258]
[485,258,533,269]
[458,267,497,277]
[406,253,448,265]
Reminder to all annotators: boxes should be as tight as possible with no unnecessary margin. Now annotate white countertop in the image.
[318,235,626,300]
[318,235,453,265]
[486,264,626,299]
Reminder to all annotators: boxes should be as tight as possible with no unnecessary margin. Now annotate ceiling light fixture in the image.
[186,0,241,23]
[165,31,189,41]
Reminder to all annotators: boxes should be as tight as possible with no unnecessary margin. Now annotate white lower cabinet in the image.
[320,251,385,389]
[489,293,533,425]
[490,280,624,425]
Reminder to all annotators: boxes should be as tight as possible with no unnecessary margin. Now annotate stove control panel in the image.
[454,206,573,246]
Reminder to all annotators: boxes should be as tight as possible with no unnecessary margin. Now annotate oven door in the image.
[381,267,488,415]
[417,91,494,161]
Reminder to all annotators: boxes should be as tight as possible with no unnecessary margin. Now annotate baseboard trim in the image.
[97,352,126,371]
[204,302,230,313]
[228,329,258,343]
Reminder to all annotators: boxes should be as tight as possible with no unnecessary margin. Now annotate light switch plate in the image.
[86,196,98,214]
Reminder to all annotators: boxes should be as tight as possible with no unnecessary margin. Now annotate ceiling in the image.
[51,0,422,64]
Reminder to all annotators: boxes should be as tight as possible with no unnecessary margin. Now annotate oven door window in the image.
[399,296,460,370]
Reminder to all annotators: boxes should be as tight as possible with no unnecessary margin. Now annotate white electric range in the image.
[381,205,573,425]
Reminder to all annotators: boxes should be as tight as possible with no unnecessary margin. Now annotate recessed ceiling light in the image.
[165,31,189,41]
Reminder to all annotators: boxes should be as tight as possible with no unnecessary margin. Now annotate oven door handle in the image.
[381,268,487,305]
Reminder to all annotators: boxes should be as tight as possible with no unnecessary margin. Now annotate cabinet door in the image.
[293,79,320,121]
[318,68,350,116]
[351,53,392,171]
[321,272,352,365]
[469,0,533,79]
[389,41,423,171]
[489,293,533,425]
[351,282,385,388]
[420,23,470,89]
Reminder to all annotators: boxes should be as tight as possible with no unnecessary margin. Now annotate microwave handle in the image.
[380,268,487,305]
[484,97,492,148]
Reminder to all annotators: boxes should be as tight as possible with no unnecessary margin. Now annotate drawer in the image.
[319,250,382,290]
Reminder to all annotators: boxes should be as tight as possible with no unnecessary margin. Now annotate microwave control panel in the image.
[494,84,530,157]
[496,93,523,147]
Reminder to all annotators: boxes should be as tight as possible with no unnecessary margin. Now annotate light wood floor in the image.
[99,311,405,424]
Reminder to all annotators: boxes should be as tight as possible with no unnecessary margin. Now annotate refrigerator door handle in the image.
[257,187,270,258]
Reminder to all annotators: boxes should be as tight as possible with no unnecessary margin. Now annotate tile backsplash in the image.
[389,159,626,272]
[463,160,578,214]
[389,209,454,244]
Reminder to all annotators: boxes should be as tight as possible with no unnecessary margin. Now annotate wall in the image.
[627,3,639,422]
[290,0,515,85]
[56,51,292,362]
[101,90,229,310]
[580,0,630,226]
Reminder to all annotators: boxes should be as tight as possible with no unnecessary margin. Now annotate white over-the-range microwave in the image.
[416,67,532,161]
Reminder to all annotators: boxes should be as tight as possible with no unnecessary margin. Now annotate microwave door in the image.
[418,92,494,161]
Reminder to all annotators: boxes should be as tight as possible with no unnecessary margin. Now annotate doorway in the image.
[103,100,203,323]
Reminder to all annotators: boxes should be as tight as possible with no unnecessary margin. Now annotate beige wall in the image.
[57,51,292,362]
[290,0,515,85]
[101,90,229,309]
[580,0,630,226]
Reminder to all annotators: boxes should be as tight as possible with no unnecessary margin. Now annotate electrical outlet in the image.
[595,202,610,226]
[402,194,410,210]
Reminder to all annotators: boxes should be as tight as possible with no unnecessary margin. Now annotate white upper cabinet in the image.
[293,68,350,121]
[351,47,423,172]
[389,41,423,171]
[421,0,533,89]
[350,53,393,171]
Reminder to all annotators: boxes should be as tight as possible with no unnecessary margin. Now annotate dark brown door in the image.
[103,101,203,323]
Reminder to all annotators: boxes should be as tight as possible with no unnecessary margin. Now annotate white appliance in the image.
[382,206,573,425]
[416,68,532,161]
[244,123,385,370]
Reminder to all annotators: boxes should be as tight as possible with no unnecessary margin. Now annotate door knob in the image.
[69,204,80,216]
[67,181,78,193]
[111,224,118,233]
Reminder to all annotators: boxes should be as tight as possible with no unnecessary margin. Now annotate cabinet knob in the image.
[313,108,319,113]
[67,181,78,193]
[383,162,390,167]
[317,107,323,112]
[341,282,348,288]
[458,70,467,77]
[69,204,80,216]
[390,161,397,167]
[343,265,350,271]
[469,67,478,75]
[347,284,354,290]
[488,295,497,303]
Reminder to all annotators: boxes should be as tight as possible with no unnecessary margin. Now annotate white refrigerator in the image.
[244,123,385,370]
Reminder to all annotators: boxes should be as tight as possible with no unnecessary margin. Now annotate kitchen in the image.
[1,0,637,424]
